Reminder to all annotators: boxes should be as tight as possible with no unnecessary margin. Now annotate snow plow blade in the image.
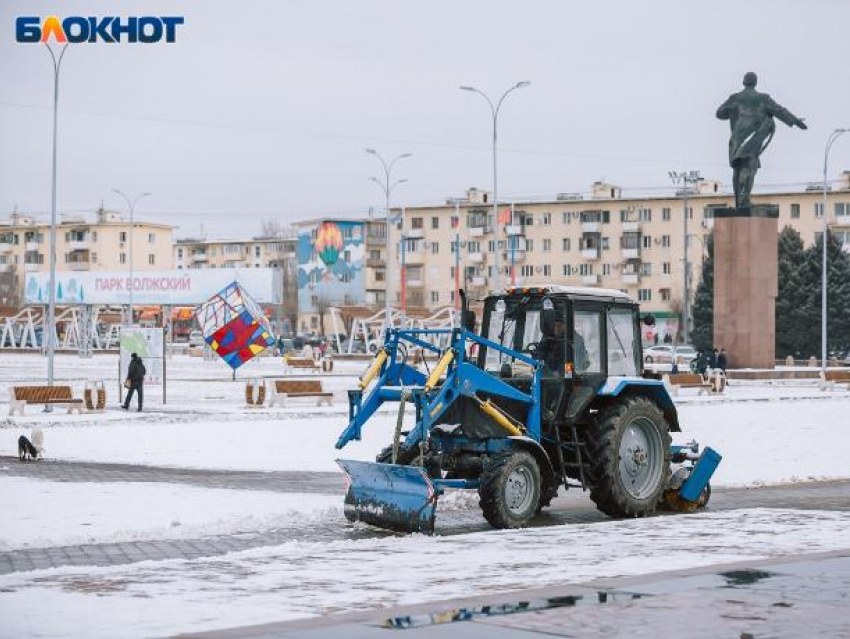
[337,459,438,535]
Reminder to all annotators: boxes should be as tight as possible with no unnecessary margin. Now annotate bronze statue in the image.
[716,72,807,210]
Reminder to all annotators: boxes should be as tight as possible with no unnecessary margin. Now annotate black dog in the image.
[18,435,39,461]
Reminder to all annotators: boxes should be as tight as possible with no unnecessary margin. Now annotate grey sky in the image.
[1,0,848,238]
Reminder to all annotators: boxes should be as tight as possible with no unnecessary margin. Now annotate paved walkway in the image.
[2,457,849,576]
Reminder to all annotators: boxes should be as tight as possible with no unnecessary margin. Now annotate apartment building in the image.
[0,208,175,304]
[389,173,850,338]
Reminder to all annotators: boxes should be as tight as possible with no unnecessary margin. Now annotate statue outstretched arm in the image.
[765,95,807,129]
[716,96,734,120]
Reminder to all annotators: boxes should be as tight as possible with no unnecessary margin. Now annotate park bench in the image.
[84,380,106,412]
[284,356,321,373]
[245,378,267,407]
[268,379,333,407]
[820,369,850,391]
[9,385,84,416]
[663,372,711,396]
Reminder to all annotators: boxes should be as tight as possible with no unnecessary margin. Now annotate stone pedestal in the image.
[713,205,778,369]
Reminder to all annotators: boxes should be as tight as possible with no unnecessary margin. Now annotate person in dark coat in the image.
[694,349,708,375]
[123,353,146,411]
[717,348,728,372]
[709,348,719,369]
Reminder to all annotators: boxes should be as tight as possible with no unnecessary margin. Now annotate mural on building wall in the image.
[297,221,365,314]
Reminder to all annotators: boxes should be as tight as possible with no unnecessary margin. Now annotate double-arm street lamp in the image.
[668,170,701,345]
[460,81,531,292]
[821,128,848,372]
[112,190,152,326]
[366,149,411,330]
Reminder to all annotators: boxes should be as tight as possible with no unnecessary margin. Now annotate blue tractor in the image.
[336,286,720,534]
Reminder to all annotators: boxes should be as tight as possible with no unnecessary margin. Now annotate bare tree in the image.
[259,219,292,240]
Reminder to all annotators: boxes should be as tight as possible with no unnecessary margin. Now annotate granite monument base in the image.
[713,205,778,369]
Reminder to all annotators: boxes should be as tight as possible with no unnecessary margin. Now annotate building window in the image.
[344,249,351,263]
[148,254,155,265]
[431,216,440,229]
[431,291,439,304]
[640,262,652,276]
[526,239,533,252]
[91,252,97,263]
[375,270,385,282]
[601,237,610,250]
[642,236,652,249]
[543,239,552,252]
[663,262,671,275]
[542,212,552,225]
[639,208,652,222]
[120,253,126,264]
[148,233,155,244]
[412,217,424,229]
[450,215,459,228]
[562,238,571,251]
[521,265,534,277]
[661,235,671,248]
[255,245,261,257]
[790,203,801,218]
[177,248,183,258]
[562,264,570,276]
[602,264,611,276]
[661,289,671,301]
[562,212,571,224]
[662,207,671,221]
[120,231,127,243]
[638,288,652,301]
[836,203,849,217]
[543,265,551,276]
[579,264,594,276]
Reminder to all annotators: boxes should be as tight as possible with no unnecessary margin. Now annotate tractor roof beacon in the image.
[336,286,722,534]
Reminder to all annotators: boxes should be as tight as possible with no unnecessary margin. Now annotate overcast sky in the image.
[1,0,848,238]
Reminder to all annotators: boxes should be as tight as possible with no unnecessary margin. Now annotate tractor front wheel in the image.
[479,451,541,529]
[588,396,671,518]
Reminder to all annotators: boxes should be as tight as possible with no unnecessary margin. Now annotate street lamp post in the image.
[821,129,849,372]
[460,81,531,292]
[366,149,411,331]
[112,190,152,326]
[668,170,702,345]
[44,43,69,395]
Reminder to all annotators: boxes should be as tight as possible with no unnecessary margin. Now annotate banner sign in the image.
[25,268,281,306]
[119,327,165,386]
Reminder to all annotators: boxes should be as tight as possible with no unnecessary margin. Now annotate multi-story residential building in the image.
[388,173,850,340]
[0,207,175,305]
[173,235,298,334]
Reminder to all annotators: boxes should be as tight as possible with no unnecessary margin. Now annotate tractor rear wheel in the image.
[479,451,541,529]
[588,396,671,518]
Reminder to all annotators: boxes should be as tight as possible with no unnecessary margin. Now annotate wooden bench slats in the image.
[275,380,324,394]
[823,371,850,382]
[9,385,84,416]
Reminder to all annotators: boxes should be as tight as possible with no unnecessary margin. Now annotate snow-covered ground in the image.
[1,508,849,639]
[0,477,340,552]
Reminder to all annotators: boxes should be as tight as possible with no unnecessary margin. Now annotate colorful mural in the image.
[297,220,365,315]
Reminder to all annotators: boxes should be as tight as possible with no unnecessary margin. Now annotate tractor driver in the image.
[539,319,566,374]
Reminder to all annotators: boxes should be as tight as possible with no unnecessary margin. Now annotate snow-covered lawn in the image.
[0,477,340,552]
[1,508,848,639]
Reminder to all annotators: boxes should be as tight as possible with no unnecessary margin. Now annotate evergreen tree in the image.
[800,231,850,358]
[690,233,714,351]
[775,226,808,358]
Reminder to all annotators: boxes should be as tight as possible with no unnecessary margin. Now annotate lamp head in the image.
[515,80,531,89]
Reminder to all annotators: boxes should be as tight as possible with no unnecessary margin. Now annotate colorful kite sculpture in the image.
[194,282,276,369]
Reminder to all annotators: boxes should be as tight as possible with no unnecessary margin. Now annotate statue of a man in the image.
[716,72,807,210]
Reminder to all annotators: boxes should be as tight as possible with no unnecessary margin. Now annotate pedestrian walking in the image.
[695,349,708,375]
[709,348,719,369]
[123,353,146,412]
[717,348,728,372]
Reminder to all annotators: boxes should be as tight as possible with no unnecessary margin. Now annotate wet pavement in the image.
[2,456,850,576]
[183,550,850,638]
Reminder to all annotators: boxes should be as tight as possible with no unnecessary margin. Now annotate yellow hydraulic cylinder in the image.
[358,348,388,390]
[478,399,524,437]
[424,349,455,392]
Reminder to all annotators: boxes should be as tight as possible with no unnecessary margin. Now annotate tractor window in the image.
[573,310,602,374]
[484,305,515,371]
[521,311,541,350]
[607,308,639,376]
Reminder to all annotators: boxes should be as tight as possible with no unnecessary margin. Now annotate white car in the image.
[644,345,697,365]
[188,330,205,348]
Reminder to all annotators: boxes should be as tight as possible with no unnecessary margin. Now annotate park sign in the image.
[25,269,282,306]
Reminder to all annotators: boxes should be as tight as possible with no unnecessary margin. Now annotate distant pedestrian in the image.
[695,349,708,375]
[654,333,659,345]
[717,348,728,372]
[123,353,146,412]
[663,333,673,344]
[709,348,719,369]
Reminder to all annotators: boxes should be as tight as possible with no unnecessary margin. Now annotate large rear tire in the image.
[479,451,541,529]
[588,396,671,518]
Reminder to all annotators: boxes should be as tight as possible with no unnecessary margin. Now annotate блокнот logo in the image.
[16,15,184,43]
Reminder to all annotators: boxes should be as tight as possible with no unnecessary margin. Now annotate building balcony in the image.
[405,278,424,288]
[581,248,600,260]
[468,252,485,264]
[0,264,10,273]
[67,261,91,271]
[468,226,492,237]
[622,221,640,233]
[24,262,41,272]
[622,248,640,260]
[581,221,600,233]
[581,274,599,285]
[0,243,12,252]
[470,276,487,287]
[366,258,386,268]
[406,228,425,240]
[503,250,526,263]
[25,241,41,251]
[404,251,425,265]
[505,225,524,236]
[192,254,208,262]
[622,273,639,285]
[366,235,387,246]
[68,240,89,251]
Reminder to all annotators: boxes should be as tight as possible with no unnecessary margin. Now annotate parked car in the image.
[188,330,205,348]
[278,338,295,356]
[644,344,697,366]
